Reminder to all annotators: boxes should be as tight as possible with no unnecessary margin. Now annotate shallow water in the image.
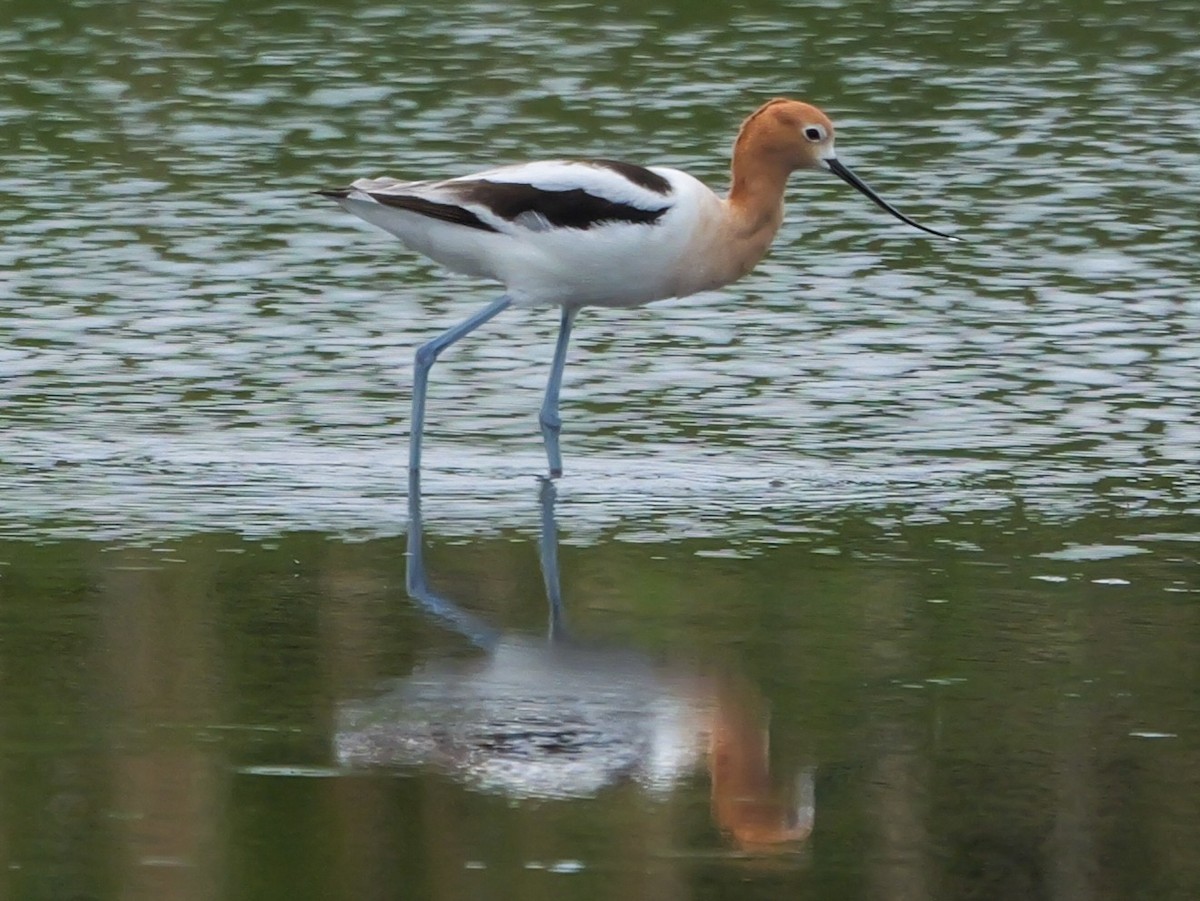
[2,0,1199,898]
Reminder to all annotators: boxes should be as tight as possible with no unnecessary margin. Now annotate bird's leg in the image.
[409,294,513,472]
[539,306,577,478]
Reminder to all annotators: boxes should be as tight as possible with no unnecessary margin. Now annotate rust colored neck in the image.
[726,115,795,238]
[727,162,790,235]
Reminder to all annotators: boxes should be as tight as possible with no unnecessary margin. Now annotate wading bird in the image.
[319,98,956,477]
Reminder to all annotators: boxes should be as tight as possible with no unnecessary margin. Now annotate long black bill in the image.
[826,157,959,242]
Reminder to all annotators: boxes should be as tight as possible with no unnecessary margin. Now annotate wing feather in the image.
[326,160,677,234]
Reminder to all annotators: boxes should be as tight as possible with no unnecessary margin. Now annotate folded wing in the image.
[319,159,677,235]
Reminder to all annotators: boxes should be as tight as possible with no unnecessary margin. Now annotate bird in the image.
[319,98,957,478]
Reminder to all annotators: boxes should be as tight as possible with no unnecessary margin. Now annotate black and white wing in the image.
[320,159,677,235]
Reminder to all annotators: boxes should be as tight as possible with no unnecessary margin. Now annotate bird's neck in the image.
[711,161,790,283]
[726,161,789,242]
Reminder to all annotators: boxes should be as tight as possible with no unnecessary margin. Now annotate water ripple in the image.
[2,0,1198,541]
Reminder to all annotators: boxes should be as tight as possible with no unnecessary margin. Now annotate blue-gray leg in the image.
[539,306,577,478]
[409,294,513,472]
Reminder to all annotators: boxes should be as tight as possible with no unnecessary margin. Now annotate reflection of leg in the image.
[539,306,577,478]
[406,468,426,595]
[537,477,567,642]
[403,466,498,649]
[410,294,513,472]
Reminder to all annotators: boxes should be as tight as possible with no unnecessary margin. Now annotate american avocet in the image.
[320,98,956,477]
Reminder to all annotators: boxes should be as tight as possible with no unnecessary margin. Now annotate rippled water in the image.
[2,1,1199,898]
[3,0,1198,539]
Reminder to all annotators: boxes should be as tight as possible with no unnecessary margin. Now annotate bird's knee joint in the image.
[415,342,440,370]
[540,411,562,433]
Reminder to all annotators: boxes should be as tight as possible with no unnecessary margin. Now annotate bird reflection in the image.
[334,471,813,849]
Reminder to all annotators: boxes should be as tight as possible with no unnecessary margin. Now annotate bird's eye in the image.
[804,126,825,142]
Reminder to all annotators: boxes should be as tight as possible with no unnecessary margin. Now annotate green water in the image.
[2,0,1199,898]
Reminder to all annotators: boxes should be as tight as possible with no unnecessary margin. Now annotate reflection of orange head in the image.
[708,674,814,851]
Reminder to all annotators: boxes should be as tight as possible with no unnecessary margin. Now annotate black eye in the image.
[804,126,824,141]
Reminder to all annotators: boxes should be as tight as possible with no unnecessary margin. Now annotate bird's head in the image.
[736,98,959,241]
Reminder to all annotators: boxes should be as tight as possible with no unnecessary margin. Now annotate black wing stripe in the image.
[368,194,500,232]
[581,159,673,195]
[453,181,670,231]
